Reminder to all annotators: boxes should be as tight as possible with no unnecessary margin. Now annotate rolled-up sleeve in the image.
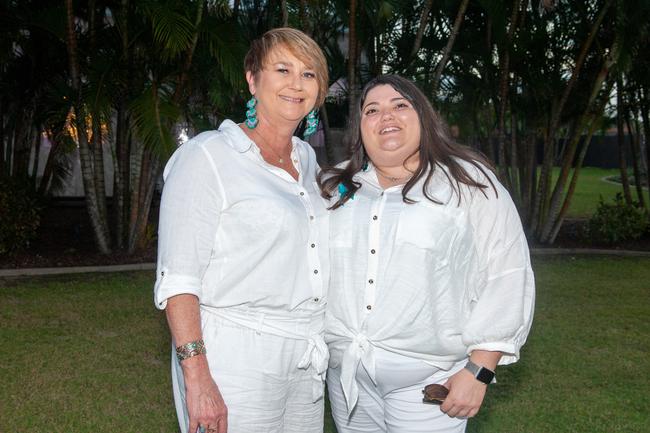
[154,139,224,310]
[462,175,536,365]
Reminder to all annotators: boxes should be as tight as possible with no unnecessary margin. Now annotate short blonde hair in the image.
[244,27,329,107]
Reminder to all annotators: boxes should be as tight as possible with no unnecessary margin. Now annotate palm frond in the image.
[137,1,195,62]
[130,81,180,159]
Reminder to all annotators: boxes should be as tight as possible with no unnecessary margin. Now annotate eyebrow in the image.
[270,60,316,69]
[362,97,407,110]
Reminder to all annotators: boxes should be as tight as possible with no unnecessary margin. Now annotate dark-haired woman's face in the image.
[360,85,421,168]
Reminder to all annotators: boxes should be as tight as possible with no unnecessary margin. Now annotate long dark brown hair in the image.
[317,75,496,209]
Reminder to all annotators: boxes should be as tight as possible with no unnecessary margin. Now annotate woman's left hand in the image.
[439,369,487,418]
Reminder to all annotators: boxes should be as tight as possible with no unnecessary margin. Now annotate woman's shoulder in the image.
[162,124,241,180]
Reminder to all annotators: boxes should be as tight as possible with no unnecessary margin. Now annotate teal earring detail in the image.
[245,96,258,129]
[303,109,318,139]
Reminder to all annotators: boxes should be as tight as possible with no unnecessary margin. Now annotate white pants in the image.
[327,349,467,433]
[172,308,325,433]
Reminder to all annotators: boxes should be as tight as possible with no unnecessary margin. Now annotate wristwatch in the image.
[464,360,495,385]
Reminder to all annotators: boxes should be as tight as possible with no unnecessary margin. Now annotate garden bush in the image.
[0,176,41,254]
[588,193,649,244]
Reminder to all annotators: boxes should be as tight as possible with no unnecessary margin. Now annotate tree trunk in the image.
[432,0,470,94]
[549,109,604,243]
[280,0,288,26]
[347,0,358,121]
[65,0,111,254]
[128,149,160,253]
[409,0,434,62]
[510,111,520,206]
[299,0,309,34]
[31,124,41,185]
[625,104,647,209]
[173,0,204,105]
[12,104,35,178]
[92,119,110,235]
[617,77,633,205]
[38,131,59,195]
[0,97,5,174]
[639,86,650,204]
[540,49,616,243]
[522,133,537,225]
[496,0,522,190]
[531,0,612,236]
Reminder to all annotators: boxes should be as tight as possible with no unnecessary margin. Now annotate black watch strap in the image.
[464,360,495,385]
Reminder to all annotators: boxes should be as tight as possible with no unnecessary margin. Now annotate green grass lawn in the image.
[1,256,649,432]
[555,167,628,218]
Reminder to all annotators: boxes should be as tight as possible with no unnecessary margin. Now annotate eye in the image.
[302,71,316,79]
[364,108,377,116]
[276,67,289,74]
[395,102,410,109]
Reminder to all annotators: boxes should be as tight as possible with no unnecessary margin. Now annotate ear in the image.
[245,71,257,96]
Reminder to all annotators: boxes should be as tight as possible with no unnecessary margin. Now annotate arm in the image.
[441,168,535,418]
[440,350,501,418]
[154,137,228,432]
[167,295,227,433]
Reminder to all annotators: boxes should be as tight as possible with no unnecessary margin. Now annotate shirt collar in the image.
[218,118,303,155]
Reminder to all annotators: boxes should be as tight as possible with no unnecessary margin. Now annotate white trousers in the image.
[327,349,467,433]
[172,308,326,433]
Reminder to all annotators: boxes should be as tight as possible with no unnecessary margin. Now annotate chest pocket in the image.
[395,202,463,254]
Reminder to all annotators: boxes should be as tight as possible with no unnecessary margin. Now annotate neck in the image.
[373,154,419,177]
[372,154,419,189]
[253,113,297,150]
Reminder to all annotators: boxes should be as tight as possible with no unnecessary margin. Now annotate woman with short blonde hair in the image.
[155,28,330,433]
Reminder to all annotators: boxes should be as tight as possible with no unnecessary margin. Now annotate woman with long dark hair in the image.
[319,75,535,433]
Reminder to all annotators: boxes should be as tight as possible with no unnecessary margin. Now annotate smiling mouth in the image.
[380,126,401,134]
[280,95,304,103]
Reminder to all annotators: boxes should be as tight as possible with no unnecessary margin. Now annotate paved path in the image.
[0,249,648,278]
[0,262,155,277]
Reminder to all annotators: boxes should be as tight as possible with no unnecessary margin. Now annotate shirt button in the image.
[161,271,165,276]
[370,249,376,254]
[366,305,372,310]
[310,215,314,220]
[372,215,378,220]
[300,192,305,196]
[311,243,316,248]
[314,298,319,302]
[314,269,319,274]
[368,279,374,284]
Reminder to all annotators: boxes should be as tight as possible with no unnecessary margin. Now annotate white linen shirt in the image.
[325,162,535,411]
[154,119,329,314]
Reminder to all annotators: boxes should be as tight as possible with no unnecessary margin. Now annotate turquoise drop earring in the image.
[303,109,318,139]
[245,96,258,129]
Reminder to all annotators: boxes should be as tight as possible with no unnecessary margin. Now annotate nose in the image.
[380,109,394,121]
[290,72,304,90]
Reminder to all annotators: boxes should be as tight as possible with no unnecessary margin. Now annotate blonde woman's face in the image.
[246,47,319,127]
[360,85,421,167]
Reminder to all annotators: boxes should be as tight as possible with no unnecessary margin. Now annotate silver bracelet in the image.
[175,339,206,362]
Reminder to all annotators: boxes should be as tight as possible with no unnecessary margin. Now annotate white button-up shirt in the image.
[154,119,329,315]
[325,162,535,412]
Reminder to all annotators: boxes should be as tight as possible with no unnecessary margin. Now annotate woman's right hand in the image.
[183,356,228,433]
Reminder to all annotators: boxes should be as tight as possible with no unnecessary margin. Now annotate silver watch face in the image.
[476,367,495,384]
[465,361,494,384]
